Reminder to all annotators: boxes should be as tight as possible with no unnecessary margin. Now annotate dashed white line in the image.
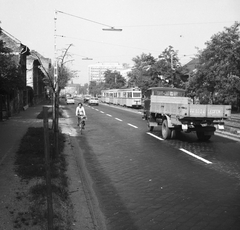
[179,148,213,164]
[127,123,138,128]
[146,132,212,164]
[106,114,112,117]
[147,132,164,140]
[100,111,104,113]
[115,118,122,121]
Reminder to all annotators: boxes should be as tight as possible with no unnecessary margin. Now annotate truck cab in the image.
[143,87,187,119]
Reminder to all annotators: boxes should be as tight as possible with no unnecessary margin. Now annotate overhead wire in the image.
[118,21,236,28]
[56,10,114,28]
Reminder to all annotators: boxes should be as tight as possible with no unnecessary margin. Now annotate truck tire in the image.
[162,119,171,139]
[196,131,212,141]
[170,129,180,139]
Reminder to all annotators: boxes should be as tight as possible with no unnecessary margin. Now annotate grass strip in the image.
[14,127,73,229]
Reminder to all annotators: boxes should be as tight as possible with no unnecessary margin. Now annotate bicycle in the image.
[78,115,86,135]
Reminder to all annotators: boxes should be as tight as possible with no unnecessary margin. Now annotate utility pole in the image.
[53,10,58,157]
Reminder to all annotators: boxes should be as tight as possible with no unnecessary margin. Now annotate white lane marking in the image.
[128,123,138,128]
[100,111,104,113]
[179,148,213,164]
[95,109,99,111]
[147,132,164,141]
[146,132,212,164]
[106,114,112,117]
[115,118,122,121]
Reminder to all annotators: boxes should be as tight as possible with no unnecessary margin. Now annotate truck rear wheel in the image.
[162,120,171,139]
[196,131,212,141]
[170,129,180,139]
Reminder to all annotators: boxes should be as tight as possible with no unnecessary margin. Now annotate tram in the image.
[101,87,142,108]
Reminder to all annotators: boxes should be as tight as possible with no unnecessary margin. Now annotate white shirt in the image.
[76,106,86,116]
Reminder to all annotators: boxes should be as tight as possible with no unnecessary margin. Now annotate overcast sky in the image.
[0,0,240,85]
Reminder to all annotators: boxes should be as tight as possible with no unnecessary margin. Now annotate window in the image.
[152,90,185,97]
[133,92,141,97]
[128,92,132,98]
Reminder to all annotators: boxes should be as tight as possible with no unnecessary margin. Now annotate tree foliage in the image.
[186,22,240,108]
[103,70,126,89]
[127,53,155,93]
[0,29,23,94]
[78,83,89,95]
[89,81,104,96]
[127,46,185,94]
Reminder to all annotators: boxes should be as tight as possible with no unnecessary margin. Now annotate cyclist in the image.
[76,102,86,128]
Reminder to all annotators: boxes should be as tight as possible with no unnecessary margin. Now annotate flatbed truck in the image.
[142,87,231,141]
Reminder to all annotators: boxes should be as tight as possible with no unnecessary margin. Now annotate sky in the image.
[0,0,240,85]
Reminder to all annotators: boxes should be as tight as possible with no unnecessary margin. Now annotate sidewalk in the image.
[0,102,95,230]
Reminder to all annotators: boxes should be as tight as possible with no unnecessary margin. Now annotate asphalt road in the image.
[64,101,240,230]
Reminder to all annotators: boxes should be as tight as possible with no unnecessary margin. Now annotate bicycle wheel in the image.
[79,122,83,135]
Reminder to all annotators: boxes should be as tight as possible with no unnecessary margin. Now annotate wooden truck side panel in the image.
[150,95,231,119]
[188,104,231,118]
[150,95,190,117]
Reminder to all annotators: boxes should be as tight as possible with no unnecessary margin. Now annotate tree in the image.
[89,81,104,96]
[186,22,240,109]
[127,53,155,93]
[0,29,23,94]
[128,47,184,94]
[79,83,89,95]
[151,46,183,88]
[103,70,126,89]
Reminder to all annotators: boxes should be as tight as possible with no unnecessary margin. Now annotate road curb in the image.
[59,114,107,230]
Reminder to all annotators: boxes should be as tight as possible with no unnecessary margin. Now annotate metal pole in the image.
[0,95,2,121]
[53,10,59,157]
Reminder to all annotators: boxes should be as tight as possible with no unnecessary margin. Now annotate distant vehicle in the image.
[88,97,99,106]
[83,95,91,103]
[101,87,142,108]
[66,97,75,105]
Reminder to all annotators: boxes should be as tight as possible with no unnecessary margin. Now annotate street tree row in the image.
[89,22,240,111]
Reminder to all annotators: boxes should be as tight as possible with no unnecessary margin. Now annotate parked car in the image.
[88,97,99,106]
[66,97,75,105]
[83,95,91,103]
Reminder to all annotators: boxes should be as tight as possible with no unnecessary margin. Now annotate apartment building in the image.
[88,62,131,83]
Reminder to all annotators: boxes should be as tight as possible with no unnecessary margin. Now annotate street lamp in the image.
[82,57,93,60]
[102,27,122,31]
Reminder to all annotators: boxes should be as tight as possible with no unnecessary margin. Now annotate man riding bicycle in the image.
[76,102,86,128]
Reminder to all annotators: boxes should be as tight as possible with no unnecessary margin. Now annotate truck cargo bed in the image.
[150,96,231,119]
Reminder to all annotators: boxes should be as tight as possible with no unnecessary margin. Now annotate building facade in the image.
[27,50,51,104]
[0,28,50,120]
[88,62,131,83]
